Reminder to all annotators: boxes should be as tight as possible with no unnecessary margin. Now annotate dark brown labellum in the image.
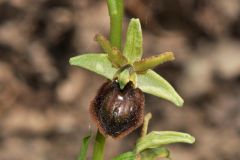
[90,80,145,138]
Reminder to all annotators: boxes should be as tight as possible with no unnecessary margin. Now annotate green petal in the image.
[134,52,175,72]
[136,131,195,153]
[123,18,143,64]
[137,70,184,107]
[69,54,117,80]
[112,151,136,160]
[140,147,170,160]
[95,34,127,68]
[78,134,92,160]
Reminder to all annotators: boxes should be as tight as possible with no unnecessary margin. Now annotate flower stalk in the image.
[107,0,124,49]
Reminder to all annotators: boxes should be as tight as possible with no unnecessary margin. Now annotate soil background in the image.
[0,0,240,160]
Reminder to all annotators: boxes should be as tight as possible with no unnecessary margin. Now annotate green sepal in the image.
[140,147,170,160]
[69,53,117,80]
[112,151,136,160]
[78,134,92,160]
[95,34,127,68]
[134,52,175,72]
[136,131,195,153]
[137,70,184,107]
[123,18,143,64]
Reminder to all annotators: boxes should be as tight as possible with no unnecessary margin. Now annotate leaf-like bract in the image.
[136,131,195,153]
[112,151,136,160]
[140,147,170,160]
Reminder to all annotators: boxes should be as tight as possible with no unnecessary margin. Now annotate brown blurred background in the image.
[0,0,240,159]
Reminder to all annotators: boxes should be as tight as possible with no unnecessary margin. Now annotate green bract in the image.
[140,147,170,160]
[69,18,184,107]
[112,113,195,160]
[112,151,136,160]
[112,148,170,160]
[136,131,195,153]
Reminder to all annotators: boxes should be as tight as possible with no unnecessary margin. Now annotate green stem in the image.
[92,0,124,160]
[93,130,106,160]
[107,0,124,49]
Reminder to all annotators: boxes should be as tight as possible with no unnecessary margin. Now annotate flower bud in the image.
[90,80,145,138]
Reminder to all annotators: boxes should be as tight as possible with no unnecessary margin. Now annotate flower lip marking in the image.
[117,95,124,101]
